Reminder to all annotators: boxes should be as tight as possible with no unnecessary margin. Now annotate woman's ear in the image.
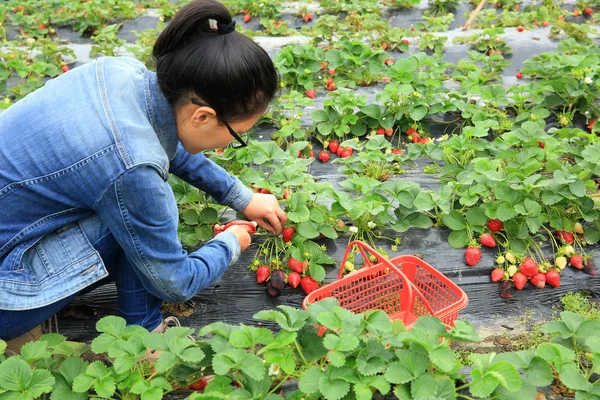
[191,106,217,126]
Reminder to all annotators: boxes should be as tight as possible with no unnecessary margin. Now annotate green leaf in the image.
[20,341,50,363]
[319,372,350,400]
[443,211,466,230]
[411,373,455,400]
[523,357,553,387]
[240,353,265,381]
[28,370,55,398]
[299,367,324,394]
[323,334,359,352]
[450,320,481,342]
[384,350,428,384]
[559,363,592,392]
[72,374,95,393]
[154,351,178,373]
[470,368,500,398]
[0,357,32,391]
[569,180,587,197]
[229,327,273,349]
[179,347,205,364]
[93,375,116,399]
[96,316,126,338]
[488,361,521,391]
[413,316,447,335]
[409,104,428,121]
[561,311,585,334]
[448,230,470,248]
[364,310,392,334]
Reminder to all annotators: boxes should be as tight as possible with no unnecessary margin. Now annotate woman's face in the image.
[175,102,263,154]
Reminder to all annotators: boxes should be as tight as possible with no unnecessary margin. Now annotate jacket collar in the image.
[145,70,179,161]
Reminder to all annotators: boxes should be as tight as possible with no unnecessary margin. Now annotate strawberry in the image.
[328,140,339,153]
[392,149,402,155]
[513,272,527,290]
[326,78,333,86]
[384,58,394,65]
[487,219,503,232]
[412,133,420,143]
[318,151,330,163]
[418,137,429,144]
[288,257,304,273]
[336,146,344,157]
[465,243,481,267]
[555,256,567,270]
[314,324,327,337]
[538,141,545,148]
[381,43,388,50]
[283,188,290,199]
[583,259,596,276]
[300,276,319,295]
[256,266,270,283]
[288,271,301,288]
[406,127,415,136]
[588,120,597,130]
[517,25,524,32]
[557,230,574,244]
[377,127,385,135]
[385,128,393,136]
[303,12,312,22]
[480,233,496,248]
[61,65,70,73]
[191,377,208,390]
[491,268,504,282]
[341,148,353,158]
[564,245,575,256]
[243,15,251,23]
[305,88,316,99]
[282,227,295,242]
[505,252,516,264]
[260,188,271,194]
[545,270,561,288]
[542,21,549,27]
[268,270,286,297]
[499,281,513,299]
[519,257,538,278]
[401,39,410,44]
[530,273,546,288]
[585,7,593,15]
[507,265,518,277]
[309,149,315,158]
[328,69,336,75]
[327,82,336,91]
[570,254,583,269]
[575,222,584,234]
[516,72,523,79]
[38,23,46,30]
[321,61,327,70]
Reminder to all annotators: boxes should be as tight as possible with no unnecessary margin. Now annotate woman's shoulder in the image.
[100,56,148,74]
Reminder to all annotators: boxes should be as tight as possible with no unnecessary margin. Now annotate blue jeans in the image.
[0,215,163,341]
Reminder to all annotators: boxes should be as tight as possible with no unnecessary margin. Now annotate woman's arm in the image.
[168,142,253,213]
[94,165,241,303]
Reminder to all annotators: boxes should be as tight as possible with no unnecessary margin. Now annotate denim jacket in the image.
[0,56,254,310]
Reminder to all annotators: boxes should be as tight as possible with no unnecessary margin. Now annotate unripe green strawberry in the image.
[554,256,567,270]
[575,223,584,234]
[496,255,505,264]
[507,265,518,277]
[564,245,575,256]
[505,252,516,264]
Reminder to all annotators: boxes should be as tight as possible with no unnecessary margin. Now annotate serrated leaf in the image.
[448,229,470,248]
[0,358,32,391]
[299,367,324,394]
[443,211,466,230]
[95,316,126,337]
[319,373,350,400]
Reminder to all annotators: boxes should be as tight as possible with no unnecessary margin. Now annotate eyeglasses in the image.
[191,99,248,148]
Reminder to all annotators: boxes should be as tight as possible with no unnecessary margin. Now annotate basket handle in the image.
[338,241,436,317]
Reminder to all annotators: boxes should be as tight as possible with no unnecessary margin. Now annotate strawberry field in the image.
[3,0,600,398]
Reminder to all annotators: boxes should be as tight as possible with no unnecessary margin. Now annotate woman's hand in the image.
[243,193,287,235]
[221,222,257,251]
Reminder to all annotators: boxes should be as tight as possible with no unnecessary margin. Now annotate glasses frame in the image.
[191,99,248,148]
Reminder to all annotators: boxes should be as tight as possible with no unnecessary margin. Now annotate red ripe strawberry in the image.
[326,78,333,86]
[328,140,339,153]
[260,188,271,194]
[545,270,561,288]
[336,146,344,157]
[557,230,574,244]
[377,127,385,135]
[538,141,545,148]
[517,25,524,32]
[309,149,315,158]
[588,120,597,130]
[283,188,290,199]
[381,43,388,50]
[318,151,330,163]
[480,233,496,248]
[328,69,336,75]
[38,23,46,29]
[418,137,429,144]
[392,149,402,155]
[305,88,316,99]
[570,254,583,269]
[300,276,319,294]
[584,259,596,276]
[487,219,503,232]
[321,61,327,70]
[406,127,415,136]
[61,65,70,73]
[327,82,336,91]
[542,21,549,27]
[303,12,312,22]
[491,268,504,282]
[530,273,546,288]
[401,39,410,44]
[385,128,393,136]
[288,257,304,273]
[256,266,270,283]
[513,272,527,290]
[384,58,394,65]
[288,271,301,288]
[282,227,295,242]
[516,72,523,79]
[585,7,593,15]
[315,324,327,337]
[465,245,481,267]
[412,133,420,143]
[191,377,208,391]
[243,15,251,23]
[341,148,353,158]
[499,280,513,299]
[519,257,538,278]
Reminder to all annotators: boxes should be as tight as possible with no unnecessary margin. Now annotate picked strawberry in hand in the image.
[213,220,257,237]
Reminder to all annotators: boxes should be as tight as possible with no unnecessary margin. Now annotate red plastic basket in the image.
[302,241,468,329]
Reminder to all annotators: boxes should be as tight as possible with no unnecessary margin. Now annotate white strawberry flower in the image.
[268,363,281,376]
[349,226,359,233]
[367,221,377,229]
[585,76,593,84]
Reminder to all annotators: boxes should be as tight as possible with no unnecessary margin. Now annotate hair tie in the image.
[217,20,236,35]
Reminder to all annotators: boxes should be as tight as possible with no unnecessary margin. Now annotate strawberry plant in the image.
[417,33,448,54]
[89,23,126,58]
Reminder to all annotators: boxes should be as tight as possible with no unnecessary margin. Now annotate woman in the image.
[0,0,286,352]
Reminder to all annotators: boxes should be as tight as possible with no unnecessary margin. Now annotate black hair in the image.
[152,0,279,122]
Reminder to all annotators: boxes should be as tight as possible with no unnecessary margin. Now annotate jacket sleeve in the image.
[94,166,241,303]
[169,143,254,213]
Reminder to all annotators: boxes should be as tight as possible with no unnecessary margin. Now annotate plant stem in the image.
[294,340,309,365]
[268,374,292,394]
